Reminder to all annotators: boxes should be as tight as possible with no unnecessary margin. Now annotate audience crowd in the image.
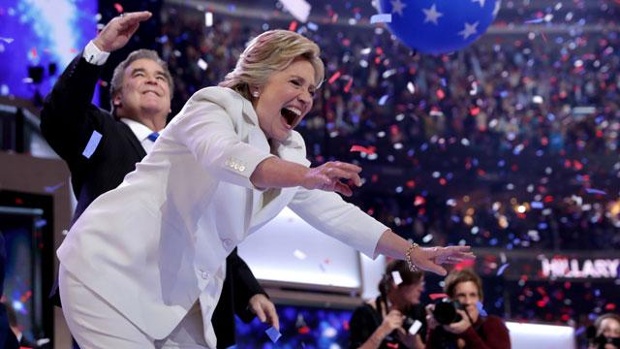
[159,3,620,253]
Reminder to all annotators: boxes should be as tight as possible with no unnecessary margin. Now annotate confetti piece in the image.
[0,37,14,44]
[204,12,213,27]
[408,319,422,335]
[266,326,282,343]
[293,249,307,260]
[350,145,376,155]
[429,293,448,301]
[524,18,545,24]
[476,301,488,316]
[370,13,392,24]
[82,130,102,159]
[44,182,65,193]
[279,0,311,23]
[113,3,124,14]
[497,263,510,276]
[585,188,607,195]
[392,271,403,285]
[327,71,341,84]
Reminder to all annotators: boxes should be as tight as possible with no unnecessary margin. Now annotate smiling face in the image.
[452,281,481,322]
[113,58,171,126]
[252,58,317,142]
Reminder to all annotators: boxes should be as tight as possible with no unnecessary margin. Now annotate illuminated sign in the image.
[540,257,619,279]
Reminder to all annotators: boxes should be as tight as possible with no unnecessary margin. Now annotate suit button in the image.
[199,269,210,279]
[222,239,233,249]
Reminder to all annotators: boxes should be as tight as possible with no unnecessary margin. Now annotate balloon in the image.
[377,0,501,55]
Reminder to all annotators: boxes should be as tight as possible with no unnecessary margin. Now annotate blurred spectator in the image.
[348,260,426,348]
[588,313,620,349]
[425,268,510,349]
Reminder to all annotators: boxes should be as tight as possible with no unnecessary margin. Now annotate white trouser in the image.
[58,264,210,349]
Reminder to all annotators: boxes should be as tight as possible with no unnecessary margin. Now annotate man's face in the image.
[452,281,481,320]
[114,58,171,121]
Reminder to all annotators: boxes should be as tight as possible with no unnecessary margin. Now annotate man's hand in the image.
[248,294,279,330]
[93,11,152,53]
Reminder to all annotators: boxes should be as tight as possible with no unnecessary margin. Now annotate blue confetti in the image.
[82,130,102,159]
[585,188,607,195]
[266,326,281,343]
[497,263,510,276]
[476,301,488,317]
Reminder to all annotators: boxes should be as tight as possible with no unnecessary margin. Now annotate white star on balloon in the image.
[458,21,479,39]
[422,4,443,25]
[391,0,407,16]
[472,0,486,7]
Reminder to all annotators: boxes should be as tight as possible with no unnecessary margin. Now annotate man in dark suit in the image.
[40,11,278,348]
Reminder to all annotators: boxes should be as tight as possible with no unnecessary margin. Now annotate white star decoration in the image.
[391,0,407,16]
[458,21,479,39]
[422,4,443,25]
[472,0,486,7]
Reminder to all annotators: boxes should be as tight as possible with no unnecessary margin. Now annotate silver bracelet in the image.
[405,242,420,272]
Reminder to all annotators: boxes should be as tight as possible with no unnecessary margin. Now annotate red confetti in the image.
[344,78,353,93]
[429,293,448,301]
[350,145,376,155]
[114,3,124,14]
[288,21,298,32]
[328,71,341,84]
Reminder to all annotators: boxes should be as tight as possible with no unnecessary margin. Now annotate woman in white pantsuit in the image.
[57,22,475,349]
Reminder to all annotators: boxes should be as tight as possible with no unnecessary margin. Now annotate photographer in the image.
[588,313,620,349]
[425,269,510,349]
[348,260,427,349]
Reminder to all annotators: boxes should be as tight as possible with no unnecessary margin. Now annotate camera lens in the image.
[432,300,463,325]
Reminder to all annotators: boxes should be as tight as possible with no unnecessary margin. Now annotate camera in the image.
[592,336,620,349]
[432,299,463,325]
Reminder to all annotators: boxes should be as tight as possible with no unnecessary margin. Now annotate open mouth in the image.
[281,107,301,127]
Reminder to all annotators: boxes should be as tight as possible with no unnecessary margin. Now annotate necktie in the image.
[147,132,159,142]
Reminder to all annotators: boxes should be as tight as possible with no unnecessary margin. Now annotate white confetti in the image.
[370,13,392,24]
[392,271,403,285]
[278,0,311,23]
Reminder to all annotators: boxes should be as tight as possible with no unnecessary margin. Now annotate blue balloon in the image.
[378,0,501,55]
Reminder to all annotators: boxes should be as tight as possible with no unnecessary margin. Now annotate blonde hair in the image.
[219,29,324,100]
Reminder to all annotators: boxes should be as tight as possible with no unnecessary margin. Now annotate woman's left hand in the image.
[303,161,362,197]
[410,245,475,276]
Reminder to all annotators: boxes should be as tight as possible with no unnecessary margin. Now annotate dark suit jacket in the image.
[40,54,266,348]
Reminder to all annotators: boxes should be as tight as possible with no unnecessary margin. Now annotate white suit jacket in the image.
[57,87,388,345]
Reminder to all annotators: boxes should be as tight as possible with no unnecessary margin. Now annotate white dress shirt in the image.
[120,118,160,154]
